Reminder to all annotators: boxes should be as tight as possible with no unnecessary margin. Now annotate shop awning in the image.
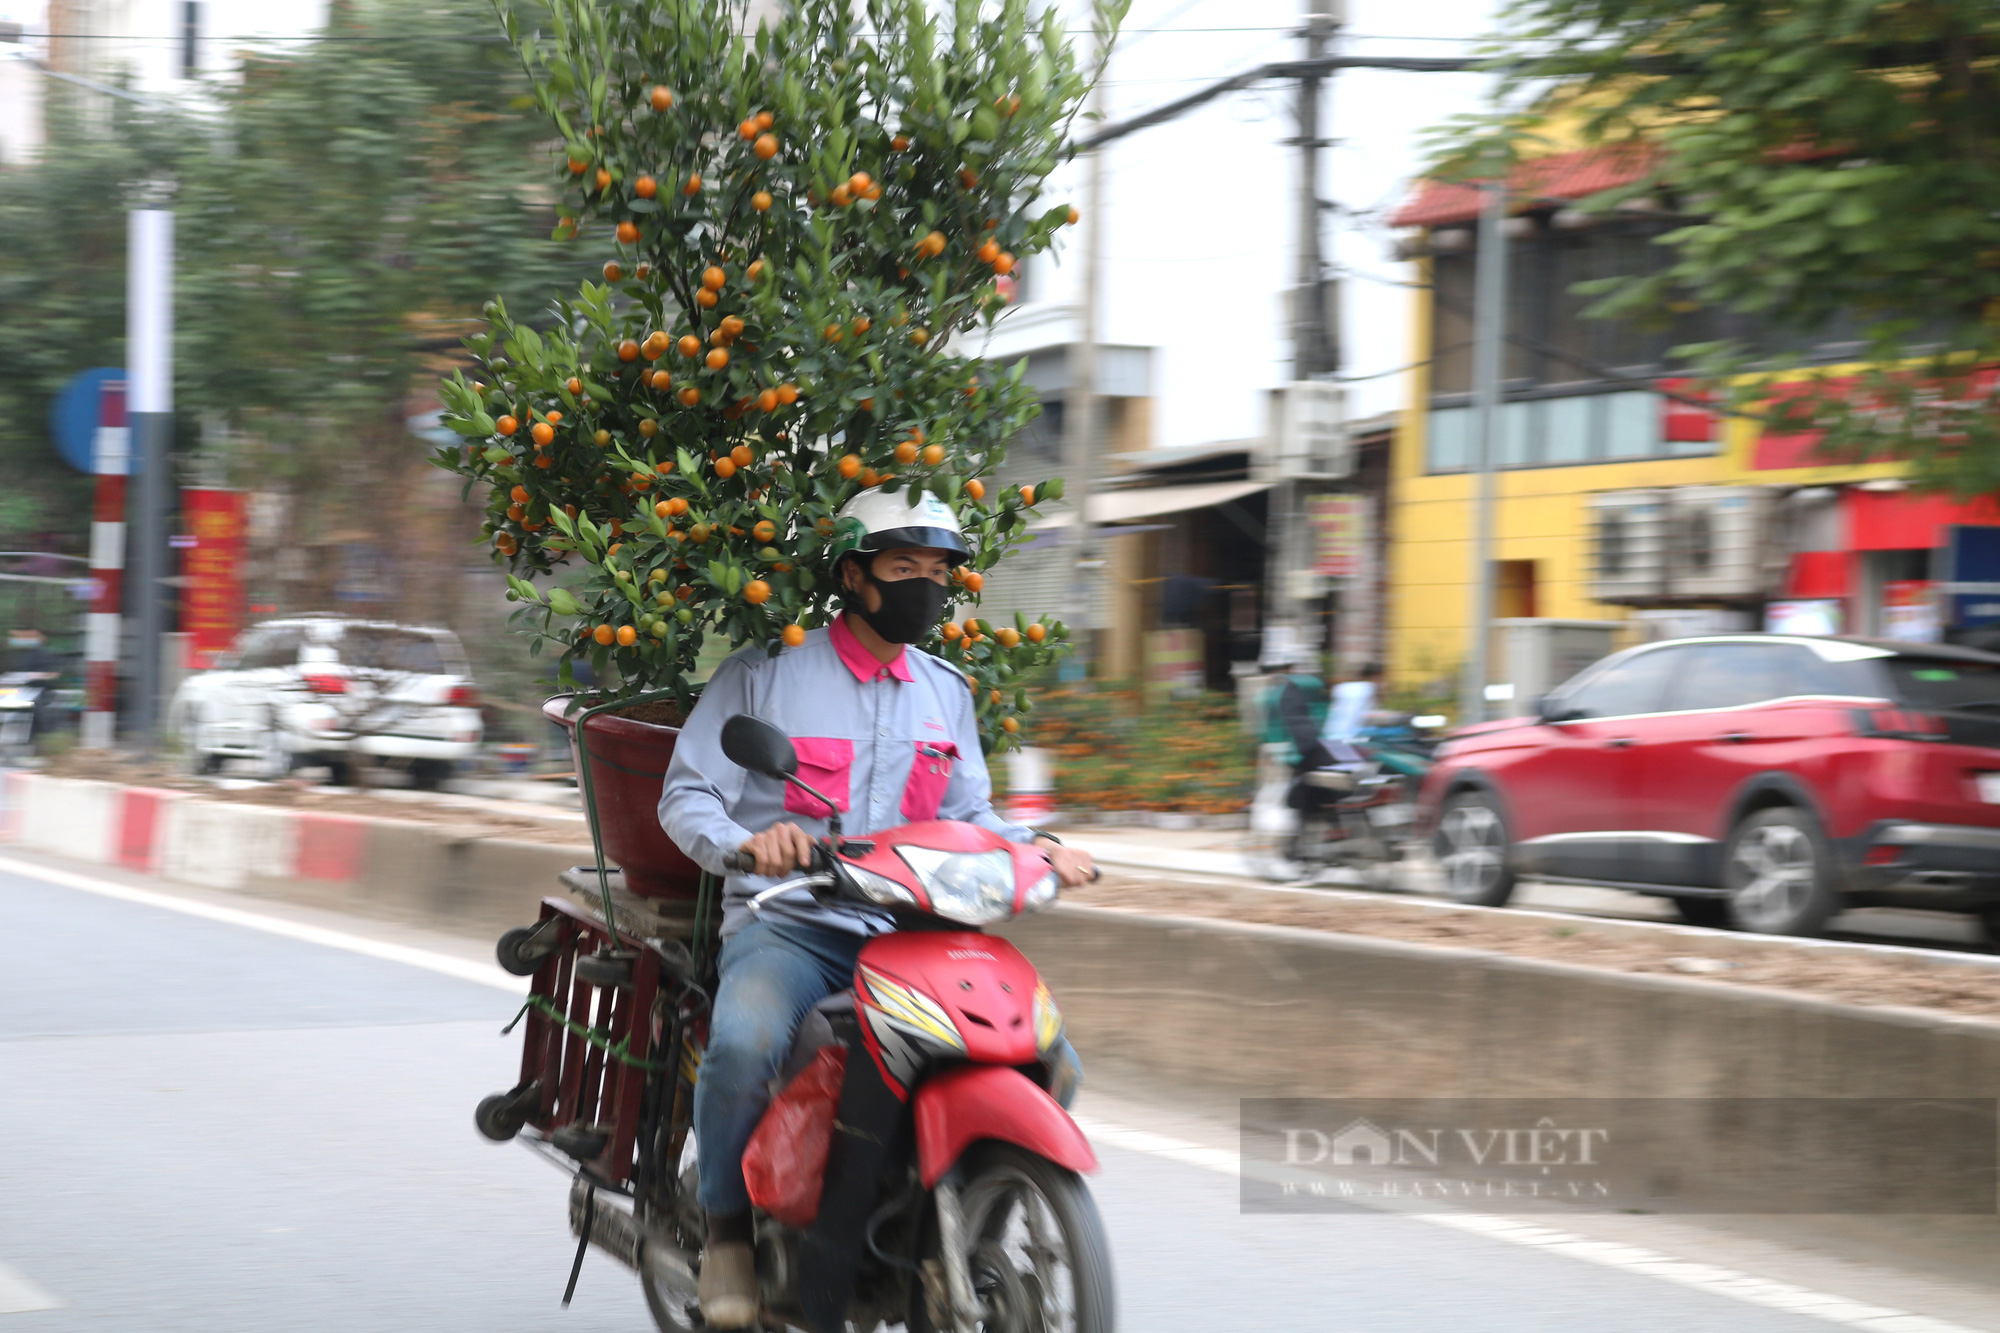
[1035,479,1274,527]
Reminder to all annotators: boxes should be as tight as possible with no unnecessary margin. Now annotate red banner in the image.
[181,489,246,669]
[1658,378,1717,443]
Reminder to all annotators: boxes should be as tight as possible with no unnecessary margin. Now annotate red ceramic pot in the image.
[543,696,703,900]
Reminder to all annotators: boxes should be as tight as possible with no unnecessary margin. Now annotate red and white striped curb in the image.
[1,771,388,891]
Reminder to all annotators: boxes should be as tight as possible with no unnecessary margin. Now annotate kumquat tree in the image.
[435,0,1127,753]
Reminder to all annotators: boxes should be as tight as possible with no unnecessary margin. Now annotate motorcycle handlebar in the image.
[722,844,830,876]
[725,847,1101,884]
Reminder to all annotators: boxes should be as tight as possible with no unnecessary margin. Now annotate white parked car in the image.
[171,615,483,787]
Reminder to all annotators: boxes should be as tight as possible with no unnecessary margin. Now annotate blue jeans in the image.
[694,917,1081,1216]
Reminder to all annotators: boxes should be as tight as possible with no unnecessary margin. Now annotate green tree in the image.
[0,137,142,552]
[438,0,1125,750]
[1492,0,2000,490]
[171,0,581,617]
[0,0,577,594]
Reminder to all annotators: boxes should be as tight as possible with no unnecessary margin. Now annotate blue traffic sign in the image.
[48,367,143,474]
[1945,525,2000,629]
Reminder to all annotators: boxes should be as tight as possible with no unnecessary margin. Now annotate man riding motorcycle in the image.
[657,487,1097,1328]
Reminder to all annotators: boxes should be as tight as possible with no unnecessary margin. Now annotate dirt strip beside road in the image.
[1071,873,2000,1019]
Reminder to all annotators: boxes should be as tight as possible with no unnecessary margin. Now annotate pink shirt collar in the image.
[829,612,913,683]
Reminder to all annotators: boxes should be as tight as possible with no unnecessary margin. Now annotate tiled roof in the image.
[1389,143,1661,228]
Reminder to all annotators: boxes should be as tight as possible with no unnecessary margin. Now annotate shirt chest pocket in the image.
[782,737,854,818]
[900,741,960,821]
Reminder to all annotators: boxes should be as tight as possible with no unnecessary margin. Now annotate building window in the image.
[1542,395,1593,464]
[1425,389,1707,474]
[180,2,201,79]
[1501,400,1537,467]
[1601,391,1657,460]
[1427,406,1469,471]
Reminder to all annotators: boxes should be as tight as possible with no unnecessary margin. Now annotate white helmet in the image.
[827,486,971,568]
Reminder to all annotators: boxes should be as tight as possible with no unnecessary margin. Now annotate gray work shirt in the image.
[658,614,1037,937]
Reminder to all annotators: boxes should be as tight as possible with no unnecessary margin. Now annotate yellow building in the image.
[1385,146,2000,702]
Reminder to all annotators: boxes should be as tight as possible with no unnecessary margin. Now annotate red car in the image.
[1418,635,2000,937]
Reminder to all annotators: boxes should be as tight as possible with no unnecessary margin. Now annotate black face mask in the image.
[852,568,953,644]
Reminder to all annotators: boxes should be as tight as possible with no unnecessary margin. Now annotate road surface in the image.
[2,855,1994,1332]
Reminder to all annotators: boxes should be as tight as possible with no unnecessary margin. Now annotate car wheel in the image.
[1671,896,1733,929]
[1432,790,1516,907]
[1724,807,1837,936]
[323,757,358,788]
[409,758,453,791]
[1978,907,2000,952]
[184,714,220,776]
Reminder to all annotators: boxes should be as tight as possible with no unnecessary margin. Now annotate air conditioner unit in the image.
[1587,489,1667,602]
[1665,486,1774,599]
[1259,382,1352,481]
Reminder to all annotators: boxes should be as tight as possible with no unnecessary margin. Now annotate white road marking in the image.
[5,854,1983,1333]
[1070,1115,1989,1333]
[0,855,524,995]
[0,1261,60,1313]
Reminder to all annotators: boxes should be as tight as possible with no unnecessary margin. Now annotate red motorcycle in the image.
[477,714,1114,1333]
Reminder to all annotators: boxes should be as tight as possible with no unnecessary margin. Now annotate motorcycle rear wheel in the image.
[640,1250,700,1333]
[1240,831,1307,882]
[639,1147,704,1332]
[911,1142,1115,1333]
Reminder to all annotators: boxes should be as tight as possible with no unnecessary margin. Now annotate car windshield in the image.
[1885,657,2000,710]
[340,627,456,675]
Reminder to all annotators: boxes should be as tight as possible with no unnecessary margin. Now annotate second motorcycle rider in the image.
[657,486,1097,1328]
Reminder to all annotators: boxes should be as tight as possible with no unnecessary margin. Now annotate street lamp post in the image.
[1460,176,1507,727]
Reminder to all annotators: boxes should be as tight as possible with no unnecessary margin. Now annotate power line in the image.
[1332,360,1428,383]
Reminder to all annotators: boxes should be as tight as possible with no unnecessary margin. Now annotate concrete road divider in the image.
[0,772,587,938]
[9,770,2000,1112]
[999,905,2000,1111]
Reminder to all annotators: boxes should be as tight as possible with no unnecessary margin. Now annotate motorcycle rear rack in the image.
[511,894,683,1187]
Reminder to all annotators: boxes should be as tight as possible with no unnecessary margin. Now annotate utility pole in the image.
[82,381,128,750]
[1293,0,1338,382]
[1261,0,1341,667]
[1064,73,1107,674]
[129,208,174,750]
[18,61,178,751]
[1459,175,1507,726]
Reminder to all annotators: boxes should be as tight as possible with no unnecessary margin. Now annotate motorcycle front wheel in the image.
[913,1142,1116,1333]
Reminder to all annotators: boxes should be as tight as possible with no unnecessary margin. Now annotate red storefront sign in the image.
[1306,495,1367,578]
[1844,488,2000,550]
[1751,377,1853,470]
[1750,368,2000,470]
[181,489,246,669]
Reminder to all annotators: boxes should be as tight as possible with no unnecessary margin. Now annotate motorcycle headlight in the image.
[844,862,918,908]
[895,847,1017,925]
[1023,872,1059,913]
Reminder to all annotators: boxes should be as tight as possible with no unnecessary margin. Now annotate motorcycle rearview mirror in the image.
[721,714,844,836]
[721,714,798,780]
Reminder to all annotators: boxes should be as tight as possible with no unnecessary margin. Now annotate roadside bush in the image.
[996,686,1253,815]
